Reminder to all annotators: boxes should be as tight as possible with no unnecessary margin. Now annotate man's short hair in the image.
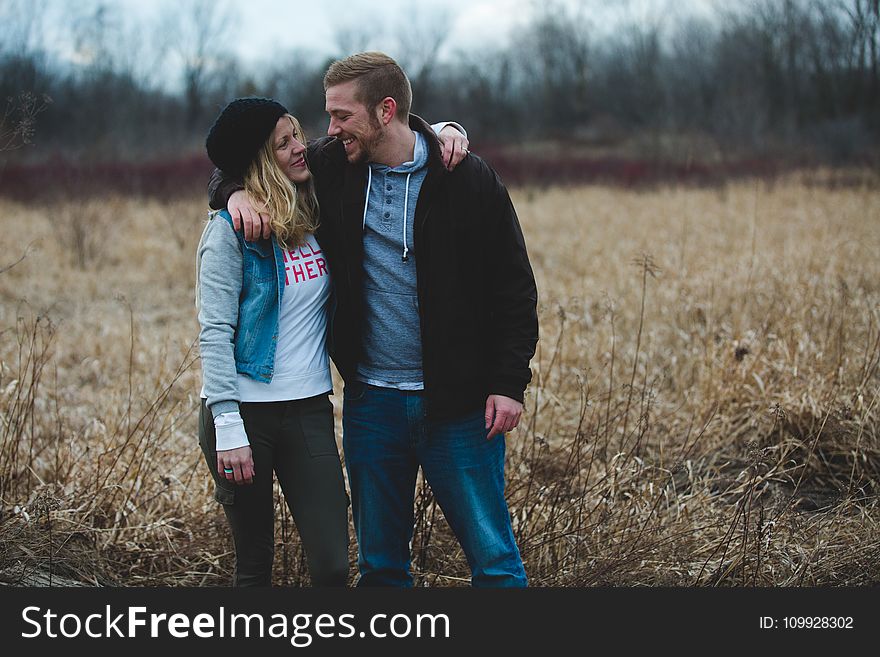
[323,52,412,123]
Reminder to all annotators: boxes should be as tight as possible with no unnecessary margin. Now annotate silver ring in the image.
[223,467,234,474]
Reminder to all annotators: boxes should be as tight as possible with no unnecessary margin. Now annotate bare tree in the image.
[392,7,451,104]
[511,1,593,135]
[0,0,47,56]
[70,1,121,74]
[837,0,880,112]
[332,16,385,57]
[162,0,237,128]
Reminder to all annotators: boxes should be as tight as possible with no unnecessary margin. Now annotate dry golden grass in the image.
[1,171,878,586]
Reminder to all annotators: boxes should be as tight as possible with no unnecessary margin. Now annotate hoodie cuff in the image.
[214,412,249,451]
[210,400,240,419]
[430,121,468,139]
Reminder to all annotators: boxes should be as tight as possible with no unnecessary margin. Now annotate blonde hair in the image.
[243,115,319,250]
[323,51,411,122]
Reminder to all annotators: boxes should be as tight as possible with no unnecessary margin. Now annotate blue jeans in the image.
[342,382,527,587]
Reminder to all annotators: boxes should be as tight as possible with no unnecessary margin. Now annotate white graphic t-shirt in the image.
[237,232,332,401]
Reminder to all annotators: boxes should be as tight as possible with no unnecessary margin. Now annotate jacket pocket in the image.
[212,476,236,505]
[342,380,367,402]
[243,237,276,282]
[297,395,339,458]
[198,403,236,505]
[246,245,276,283]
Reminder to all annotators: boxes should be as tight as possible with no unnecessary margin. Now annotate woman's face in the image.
[272,116,310,184]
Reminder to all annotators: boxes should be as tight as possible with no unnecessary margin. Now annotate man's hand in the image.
[217,445,255,485]
[228,190,271,242]
[485,394,523,440]
[438,125,469,171]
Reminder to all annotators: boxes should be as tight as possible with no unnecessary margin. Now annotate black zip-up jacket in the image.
[209,116,538,419]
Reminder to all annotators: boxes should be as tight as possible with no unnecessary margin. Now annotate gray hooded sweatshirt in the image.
[356,130,430,389]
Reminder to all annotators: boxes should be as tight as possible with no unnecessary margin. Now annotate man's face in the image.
[325,79,384,164]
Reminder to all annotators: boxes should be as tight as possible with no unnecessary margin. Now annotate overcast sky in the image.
[0,0,726,100]
[196,0,717,63]
[18,0,720,70]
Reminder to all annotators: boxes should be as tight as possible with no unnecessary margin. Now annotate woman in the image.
[196,97,349,586]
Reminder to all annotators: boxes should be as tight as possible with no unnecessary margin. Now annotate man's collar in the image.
[408,114,445,172]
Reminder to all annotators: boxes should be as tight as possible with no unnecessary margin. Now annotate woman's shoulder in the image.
[207,209,239,233]
[210,208,235,226]
[200,210,241,250]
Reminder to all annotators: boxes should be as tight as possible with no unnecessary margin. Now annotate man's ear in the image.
[378,96,397,126]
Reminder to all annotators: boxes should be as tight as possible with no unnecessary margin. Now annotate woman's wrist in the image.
[214,412,249,451]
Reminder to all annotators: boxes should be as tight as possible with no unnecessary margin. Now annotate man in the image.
[210,52,538,587]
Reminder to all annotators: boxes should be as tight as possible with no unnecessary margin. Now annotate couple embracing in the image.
[196,52,538,588]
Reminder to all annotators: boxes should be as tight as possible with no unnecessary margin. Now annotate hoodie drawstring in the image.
[362,166,372,231]
[402,172,411,262]
[363,166,414,263]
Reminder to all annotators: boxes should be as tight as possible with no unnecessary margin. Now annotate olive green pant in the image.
[198,394,350,586]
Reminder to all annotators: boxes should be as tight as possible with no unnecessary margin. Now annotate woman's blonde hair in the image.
[243,114,319,250]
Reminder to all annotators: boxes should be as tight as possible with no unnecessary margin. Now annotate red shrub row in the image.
[0,148,810,202]
[475,145,783,188]
[0,154,215,202]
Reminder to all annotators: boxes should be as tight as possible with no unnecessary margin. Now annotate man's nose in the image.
[327,119,339,136]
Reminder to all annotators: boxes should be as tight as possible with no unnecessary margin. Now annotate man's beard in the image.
[352,115,385,164]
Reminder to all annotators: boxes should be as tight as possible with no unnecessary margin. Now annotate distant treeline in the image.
[1,0,878,168]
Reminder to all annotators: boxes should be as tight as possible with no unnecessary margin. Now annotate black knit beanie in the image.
[205,97,289,178]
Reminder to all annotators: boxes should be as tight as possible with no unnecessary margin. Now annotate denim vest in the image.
[215,210,285,382]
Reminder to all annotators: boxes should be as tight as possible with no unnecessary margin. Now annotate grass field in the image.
[1,171,878,586]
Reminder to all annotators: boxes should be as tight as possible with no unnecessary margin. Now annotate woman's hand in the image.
[438,125,470,171]
[217,446,255,485]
